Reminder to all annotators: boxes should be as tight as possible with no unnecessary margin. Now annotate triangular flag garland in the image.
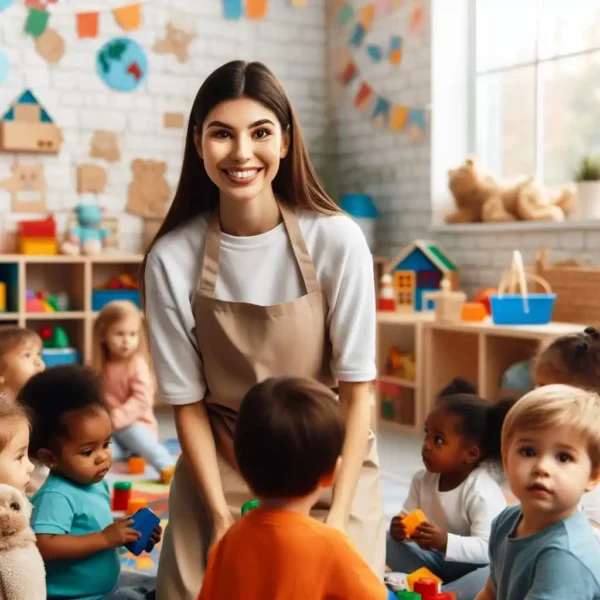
[22,2,145,41]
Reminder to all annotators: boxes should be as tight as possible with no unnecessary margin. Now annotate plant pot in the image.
[574,181,600,220]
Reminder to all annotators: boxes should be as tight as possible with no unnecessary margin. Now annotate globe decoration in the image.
[96,37,148,92]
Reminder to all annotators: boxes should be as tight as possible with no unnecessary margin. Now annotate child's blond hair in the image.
[532,326,600,391]
[502,384,600,469]
[0,398,29,453]
[0,326,40,368]
[92,300,150,373]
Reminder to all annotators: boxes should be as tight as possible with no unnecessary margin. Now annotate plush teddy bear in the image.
[0,484,46,600]
[445,157,575,223]
[61,203,110,256]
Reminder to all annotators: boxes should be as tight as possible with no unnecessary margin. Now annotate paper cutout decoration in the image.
[96,38,148,92]
[77,164,107,194]
[25,8,50,37]
[354,82,374,110]
[153,23,195,64]
[113,3,141,31]
[0,164,46,213]
[372,96,391,126]
[164,112,185,129]
[35,28,65,64]
[223,0,243,20]
[390,104,409,131]
[408,108,426,140]
[90,130,120,162]
[292,0,308,5]
[367,44,382,62]
[77,12,99,38]
[126,159,171,218]
[374,0,390,16]
[338,3,353,25]
[340,60,357,85]
[0,90,63,154]
[25,0,57,7]
[390,35,402,65]
[349,24,365,47]
[410,2,425,34]
[246,0,268,19]
[360,4,375,28]
[0,51,9,84]
[0,0,14,12]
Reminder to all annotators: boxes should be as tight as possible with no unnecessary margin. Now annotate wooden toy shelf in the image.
[376,313,587,434]
[0,254,143,365]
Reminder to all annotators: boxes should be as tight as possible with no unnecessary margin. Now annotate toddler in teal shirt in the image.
[20,365,162,600]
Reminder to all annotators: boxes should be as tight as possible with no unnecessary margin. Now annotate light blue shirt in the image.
[490,505,600,599]
[31,472,121,600]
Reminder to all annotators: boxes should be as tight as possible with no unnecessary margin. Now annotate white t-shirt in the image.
[144,209,377,406]
[402,468,507,565]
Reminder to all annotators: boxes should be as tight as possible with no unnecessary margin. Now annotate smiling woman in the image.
[142,60,385,599]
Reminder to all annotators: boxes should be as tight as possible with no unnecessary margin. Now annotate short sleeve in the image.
[325,220,376,382]
[31,492,75,535]
[526,549,599,599]
[144,256,206,405]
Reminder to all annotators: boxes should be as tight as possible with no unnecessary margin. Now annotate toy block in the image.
[433,594,456,600]
[128,456,146,474]
[401,509,427,537]
[125,508,160,556]
[407,568,442,592]
[396,591,421,599]
[127,498,148,514]
[414,578,440,597]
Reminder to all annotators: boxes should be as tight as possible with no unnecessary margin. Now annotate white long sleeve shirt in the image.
[402,468,507,565]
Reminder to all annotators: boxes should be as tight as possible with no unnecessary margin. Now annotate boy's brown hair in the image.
[234,377,345,498]
[0,398,30,453]
[0,326,40,365]
[532,326,600,391]
[502,384,600,470]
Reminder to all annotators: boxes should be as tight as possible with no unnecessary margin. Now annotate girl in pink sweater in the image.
[93,300,175,484]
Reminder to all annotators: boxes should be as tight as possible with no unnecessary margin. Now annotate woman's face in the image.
[196,97,289,204]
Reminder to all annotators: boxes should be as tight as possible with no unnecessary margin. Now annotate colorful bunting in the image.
[338,3,354,25]
[339,60,357,85]
[0,0,13,12]
[25,0,57,7]
[354,82,374,110]
[246,0,268,19]
[113,4,141,31]
[390,105,409,131]
[25,8,49,37]
[374,0,390,17]
[349,23,366,47]
[360,4,375,29]
[223,0,243,19]
[410,2,425,34]
[291,0,308,5]
[390,35,402,65]
[77,12,99,38]
[367,44,383,62]
[372,97,391,127]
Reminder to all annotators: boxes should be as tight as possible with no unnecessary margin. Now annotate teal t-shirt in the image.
[490,505,600,599]
[31,472,121,600]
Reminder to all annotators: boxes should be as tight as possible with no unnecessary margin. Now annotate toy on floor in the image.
[396,591,421,599]
[125,508,161,556]
[0,484,46,600]
[407,568,442,591]
[112,481,133,511]
[128,456,146,475]
[401,509,427,537]
[385,572,409,592]
[127,498,148,514]
[385,347,416,381]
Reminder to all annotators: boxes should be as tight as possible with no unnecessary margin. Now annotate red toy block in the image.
[414,578,440,597]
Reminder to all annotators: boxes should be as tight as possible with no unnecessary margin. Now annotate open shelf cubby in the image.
[0,254,143,365]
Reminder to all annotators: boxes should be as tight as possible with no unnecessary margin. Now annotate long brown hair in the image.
[141,60,340,293]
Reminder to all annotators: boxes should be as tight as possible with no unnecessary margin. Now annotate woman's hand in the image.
[210,511,235,551]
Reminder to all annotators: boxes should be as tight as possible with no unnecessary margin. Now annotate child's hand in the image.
[102,518,141,548]
[389,512,408,542]
[412,521,448,552]
[145,524,163,553]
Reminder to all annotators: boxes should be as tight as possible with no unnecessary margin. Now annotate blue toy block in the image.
[125,508,160,556]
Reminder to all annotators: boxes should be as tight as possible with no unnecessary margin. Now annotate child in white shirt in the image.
[387,380,512,600]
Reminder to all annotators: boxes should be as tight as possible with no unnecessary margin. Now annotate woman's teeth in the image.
[227,169,258,180]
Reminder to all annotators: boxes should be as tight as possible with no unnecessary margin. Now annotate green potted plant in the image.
[574,155,600,219]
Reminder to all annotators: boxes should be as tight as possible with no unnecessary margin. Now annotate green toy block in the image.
[396,591,421,599]
[51,326,70,349]
[382,399,395,419]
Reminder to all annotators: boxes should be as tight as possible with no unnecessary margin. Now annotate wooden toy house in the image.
[387,241,458,312]
[0,90,63,154]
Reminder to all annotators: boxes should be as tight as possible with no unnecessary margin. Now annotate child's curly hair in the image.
[532,326,600,391]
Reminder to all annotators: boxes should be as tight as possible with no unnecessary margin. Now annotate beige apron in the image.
[155,200,385,599]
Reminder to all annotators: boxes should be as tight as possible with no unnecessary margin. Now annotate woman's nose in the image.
[231,135,252,162]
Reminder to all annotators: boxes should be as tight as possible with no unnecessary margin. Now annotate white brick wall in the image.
[0,0,326,253]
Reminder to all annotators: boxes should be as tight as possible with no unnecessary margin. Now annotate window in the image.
[474,0,600,185]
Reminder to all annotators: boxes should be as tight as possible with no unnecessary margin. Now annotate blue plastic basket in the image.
[42,348,81,367]
[490,293,556,325]
[92,290,140,312]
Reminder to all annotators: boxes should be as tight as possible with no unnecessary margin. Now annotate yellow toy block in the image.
[401,509,427,537]
[407,567,442,592]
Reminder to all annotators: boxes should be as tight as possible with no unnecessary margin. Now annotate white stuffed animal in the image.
[0,484,46,600]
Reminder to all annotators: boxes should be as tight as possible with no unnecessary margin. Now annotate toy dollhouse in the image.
[386,240,458,312]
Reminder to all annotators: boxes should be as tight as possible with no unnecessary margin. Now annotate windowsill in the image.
[429,219,600,233]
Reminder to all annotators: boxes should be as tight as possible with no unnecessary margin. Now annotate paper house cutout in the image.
[0,89,63,153]
[387,240,458,312]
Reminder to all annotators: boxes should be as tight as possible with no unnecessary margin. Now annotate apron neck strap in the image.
[199,199,320,296]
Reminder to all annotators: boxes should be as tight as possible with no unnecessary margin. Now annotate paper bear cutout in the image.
[126,159,171,218]
[0,164,46,213]
[153,23,195,63]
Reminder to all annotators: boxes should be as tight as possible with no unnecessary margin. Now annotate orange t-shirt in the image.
[198,509,387,600]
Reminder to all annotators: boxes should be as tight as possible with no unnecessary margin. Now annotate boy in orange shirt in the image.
[198,376,388,600]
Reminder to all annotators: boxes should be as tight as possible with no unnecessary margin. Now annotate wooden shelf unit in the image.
[0,254,143,365]
[376,313,587,434]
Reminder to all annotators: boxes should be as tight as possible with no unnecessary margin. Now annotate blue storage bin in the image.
[490,293,556,326]
[92,290,141,312]
[42,348,81,367]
